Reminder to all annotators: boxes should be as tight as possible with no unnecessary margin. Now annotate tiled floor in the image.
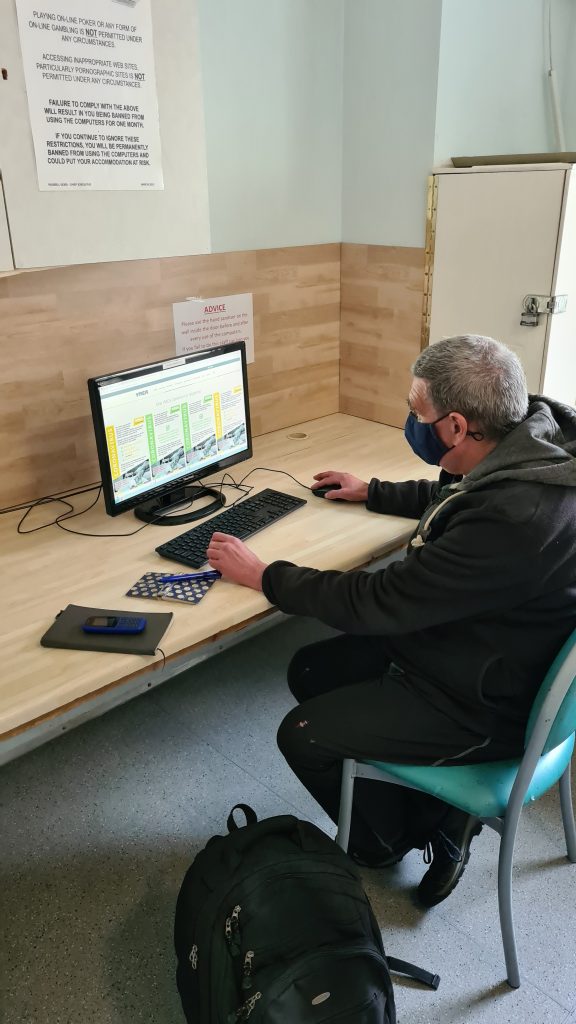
[2,615,575,1023]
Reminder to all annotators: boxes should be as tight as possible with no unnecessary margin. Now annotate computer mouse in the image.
[312,483,344,500]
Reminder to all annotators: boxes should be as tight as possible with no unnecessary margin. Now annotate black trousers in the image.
[277,633,521,859]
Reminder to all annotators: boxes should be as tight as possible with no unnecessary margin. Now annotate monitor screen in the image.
[88,341,252,517]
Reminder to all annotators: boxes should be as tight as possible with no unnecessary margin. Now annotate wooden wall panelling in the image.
[0,244,340,507]
[339,243,425,428]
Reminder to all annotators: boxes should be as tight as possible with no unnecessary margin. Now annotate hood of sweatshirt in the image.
[453,395,576,493]
[410,397,576,548]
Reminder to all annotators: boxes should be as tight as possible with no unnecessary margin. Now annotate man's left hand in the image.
[207,532,267,591]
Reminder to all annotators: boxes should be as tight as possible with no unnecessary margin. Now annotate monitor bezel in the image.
[88,341,252,518]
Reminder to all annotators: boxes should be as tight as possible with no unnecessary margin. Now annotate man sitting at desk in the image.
[206,334,576,907]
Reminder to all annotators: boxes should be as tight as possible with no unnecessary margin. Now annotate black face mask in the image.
[404,411,485,466]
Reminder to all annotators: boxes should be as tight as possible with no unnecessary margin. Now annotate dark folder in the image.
[40,604,173,656]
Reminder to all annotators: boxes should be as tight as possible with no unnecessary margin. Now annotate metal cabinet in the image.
[425,165,576,406]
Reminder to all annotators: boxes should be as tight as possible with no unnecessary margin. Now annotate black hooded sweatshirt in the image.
[262,398,576,745]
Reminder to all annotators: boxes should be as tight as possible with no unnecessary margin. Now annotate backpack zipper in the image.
[225,904,242,954]
[242,950,255,990]
[188,944,198,970]
[227,989,262,1022]
[225,904,242,939]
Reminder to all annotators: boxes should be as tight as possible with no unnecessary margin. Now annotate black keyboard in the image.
[155,488,307,569]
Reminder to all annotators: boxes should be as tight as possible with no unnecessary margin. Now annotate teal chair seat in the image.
[336,628,576,989]
[365,734,575,820]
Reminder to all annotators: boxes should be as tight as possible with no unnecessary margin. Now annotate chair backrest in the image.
[526,628,576,754]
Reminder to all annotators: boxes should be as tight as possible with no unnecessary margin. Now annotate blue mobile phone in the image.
[82,615,147,635]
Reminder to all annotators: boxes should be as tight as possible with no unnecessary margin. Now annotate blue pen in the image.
[160,571,221,582]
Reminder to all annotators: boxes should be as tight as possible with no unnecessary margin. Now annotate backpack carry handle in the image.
[226,804,258,832]
[217,807,356,884]
[225,807,346,857]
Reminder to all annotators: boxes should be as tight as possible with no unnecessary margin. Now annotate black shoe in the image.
[416,810,483,907]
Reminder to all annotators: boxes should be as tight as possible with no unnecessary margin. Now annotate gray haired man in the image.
[207,335,576,906]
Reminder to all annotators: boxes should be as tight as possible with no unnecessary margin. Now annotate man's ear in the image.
[449,412,468,441]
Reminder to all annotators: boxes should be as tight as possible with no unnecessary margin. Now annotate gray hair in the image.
[412,335,528,439]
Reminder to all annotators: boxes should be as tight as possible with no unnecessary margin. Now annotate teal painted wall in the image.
[435,0,576,165]
[198,0,344,253]
[341,0,442,247]
[197,0,576,252]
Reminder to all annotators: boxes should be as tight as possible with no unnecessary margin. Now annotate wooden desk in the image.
[0,414,432,762]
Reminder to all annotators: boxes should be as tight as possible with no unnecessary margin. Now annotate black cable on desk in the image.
[0,481,102,516]
[12,468,312,538]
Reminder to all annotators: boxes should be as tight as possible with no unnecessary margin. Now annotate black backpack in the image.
[174,805,439,1023]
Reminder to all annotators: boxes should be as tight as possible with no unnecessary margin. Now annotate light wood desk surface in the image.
[1,414,433,756]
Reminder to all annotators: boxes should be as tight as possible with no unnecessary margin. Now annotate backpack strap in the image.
[226,804,258,832]
[386,956,440,990]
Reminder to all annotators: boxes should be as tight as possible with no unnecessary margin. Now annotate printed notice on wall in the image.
[173,295,255,364]
[15,0,163,190]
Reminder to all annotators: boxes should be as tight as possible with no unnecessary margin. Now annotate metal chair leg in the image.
[559,764,576,863]
[497,813,521,988]
[336,758,355,851]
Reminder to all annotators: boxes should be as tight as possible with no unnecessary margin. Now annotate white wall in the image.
[341,0,442,248]
[555,0,576,149]
[434,0,576,165]
[198,0,344,253]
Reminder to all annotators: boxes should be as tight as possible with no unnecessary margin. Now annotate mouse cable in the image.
[226,466,313,497]
[192,467,312,514]
[196,472,253,510]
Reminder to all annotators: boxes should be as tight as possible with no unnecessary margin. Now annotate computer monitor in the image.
[88,341,252,526]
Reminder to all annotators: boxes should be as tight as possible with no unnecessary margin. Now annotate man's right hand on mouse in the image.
[311,471,369,502]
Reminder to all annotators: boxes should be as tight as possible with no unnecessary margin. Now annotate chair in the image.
[336,630,576,988]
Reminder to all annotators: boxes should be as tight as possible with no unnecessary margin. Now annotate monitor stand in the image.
[134,484,225,526]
